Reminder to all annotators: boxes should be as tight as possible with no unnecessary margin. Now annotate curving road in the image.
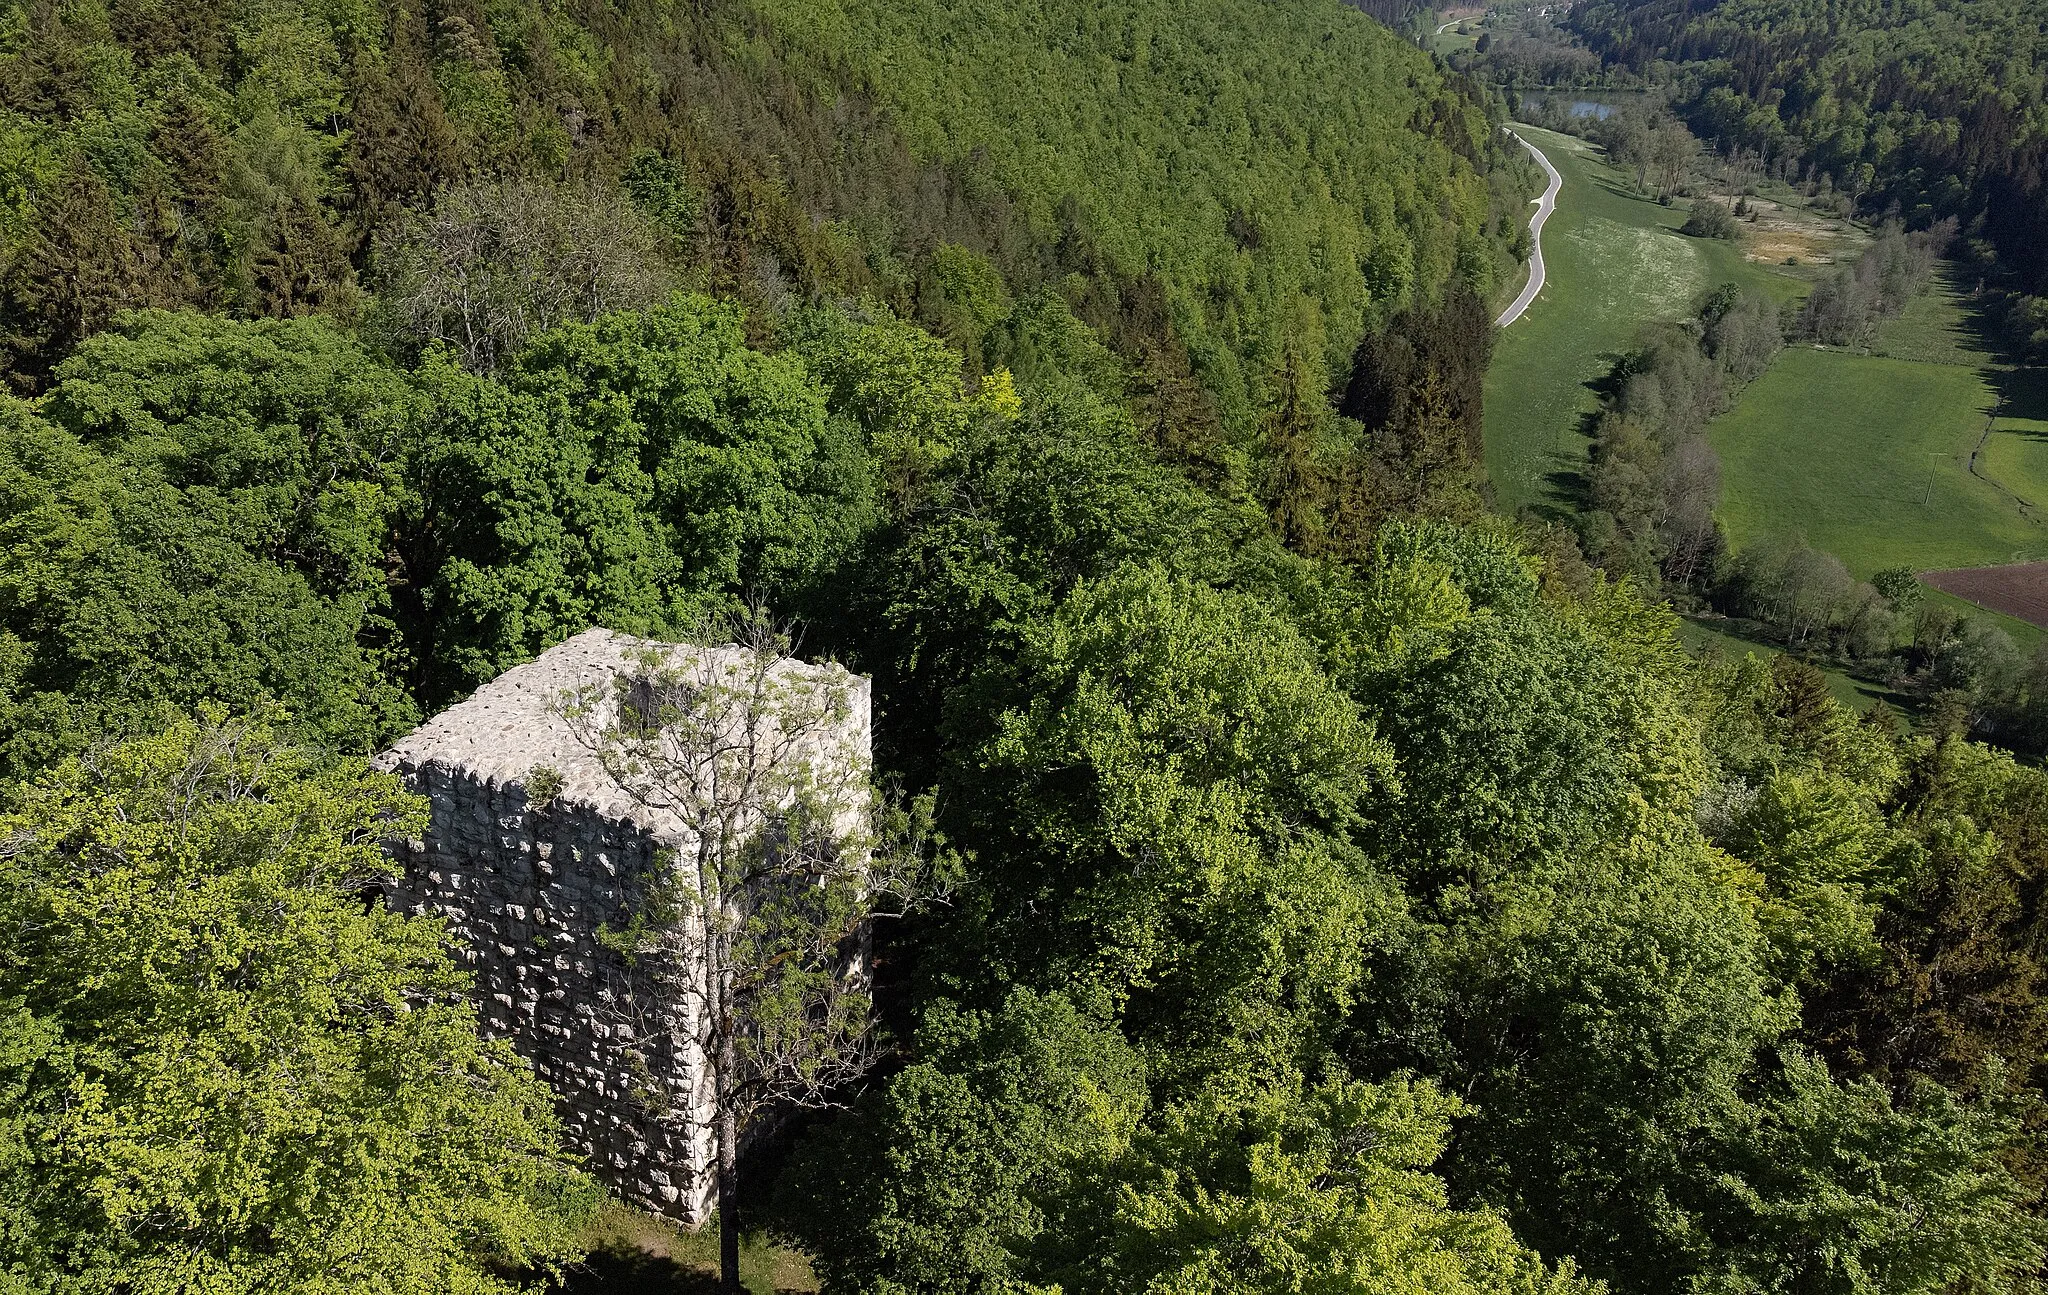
[1495,128,1563,329]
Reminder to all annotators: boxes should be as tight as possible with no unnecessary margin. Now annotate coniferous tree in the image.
[0,158,176,389]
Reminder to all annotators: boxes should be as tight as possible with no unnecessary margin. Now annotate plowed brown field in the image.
[1922,562,2048,628]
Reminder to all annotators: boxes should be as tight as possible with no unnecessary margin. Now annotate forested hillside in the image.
[0,0,1522,423]
[747,0,1512,418]
[8,0,2048,1293]
[1568,0,2048,352]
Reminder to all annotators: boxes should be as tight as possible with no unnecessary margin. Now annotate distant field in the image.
[1976,367,2048,508]
[1869,271,1987,367]
[1704,267,2048,646]
[1922,563,2048,629]
[1483,127,1816,517]
[1430,22,1478,56]
[1710,346,2040,574]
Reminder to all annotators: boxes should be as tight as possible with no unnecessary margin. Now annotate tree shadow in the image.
[1989,365,2048,431]
[1542,466,1589,508]
[552,1246,814,1295]
[1589,172,1653,206]
[556,1248,722,1295]
[1955,274,2031,368]
[1585,351,1633,401]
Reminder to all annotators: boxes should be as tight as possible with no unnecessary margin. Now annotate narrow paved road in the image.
[1495,128,1563,329]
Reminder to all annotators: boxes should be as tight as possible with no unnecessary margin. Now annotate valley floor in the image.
[1707,270,2048,645]
[1481,125,1826,517]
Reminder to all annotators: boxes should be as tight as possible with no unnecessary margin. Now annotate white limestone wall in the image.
[382,764,717,1220]
[374,629,872,1225]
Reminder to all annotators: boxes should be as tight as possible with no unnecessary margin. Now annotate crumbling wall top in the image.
[373,628,869,841]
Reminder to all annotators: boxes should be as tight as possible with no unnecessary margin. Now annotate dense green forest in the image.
[1567,0,2048,354]
[7,0,2048,1292]
[0,0,1525,425]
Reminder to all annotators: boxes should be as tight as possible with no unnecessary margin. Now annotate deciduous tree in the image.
[564,611,951,1292]
[0,711,597,1291]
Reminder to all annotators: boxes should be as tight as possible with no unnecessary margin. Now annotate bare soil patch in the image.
[1705,193,1864,266]
[1923,562,2048,628]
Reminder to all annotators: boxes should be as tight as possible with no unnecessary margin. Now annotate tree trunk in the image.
[718,1099,740,1292]
[705,834,743,1295]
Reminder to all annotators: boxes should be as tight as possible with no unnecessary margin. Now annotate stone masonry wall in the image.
[382,764,716,1221]
[372,628,872,1227]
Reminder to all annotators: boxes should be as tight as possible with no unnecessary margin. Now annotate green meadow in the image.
[1482,127,1805,516]
[1705,272,2048,643]
[1708,347,2031,573]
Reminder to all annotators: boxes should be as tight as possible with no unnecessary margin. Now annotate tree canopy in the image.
[0,712,596,1292]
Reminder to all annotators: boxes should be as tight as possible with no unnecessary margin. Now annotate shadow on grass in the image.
[1990,365,2048,430]
[1585,350,1633,401]
[1679,614,1922,716]
[1588,171,1668,213]
[1957,276,2033,369]
[544,1200,819,1295]
[557,1248,724,1295]
[1542,466,1587,505]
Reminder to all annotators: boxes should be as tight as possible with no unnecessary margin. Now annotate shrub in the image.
[1682,201,1741,240]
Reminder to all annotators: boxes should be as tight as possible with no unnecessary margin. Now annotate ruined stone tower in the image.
[374,628,873,1222]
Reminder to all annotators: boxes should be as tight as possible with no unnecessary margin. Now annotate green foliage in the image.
[413,295,879,699]
[0,0,1514,426]
[774,990,1147,1293]
[1578,285,1784,590]
[920,244,1013,375]
[1399,840,1792,1287]
[750,0,1507,414]
[1811,737,2048,1102]
[824,375,1254,778]
[1680,200,1740,240]
[967,564,1400,1086]
[1357,586,1707,878]
[1329,287,1496,551]
[1716,771,1913,985]
[1871,566,1921,613]
[1699,1049,2046,1295]
[5,0,2046,1285]
[1044,1076,1600,1295]
[0,311,422,787]
[779,996,1596,1295]
[0,711,597,1292]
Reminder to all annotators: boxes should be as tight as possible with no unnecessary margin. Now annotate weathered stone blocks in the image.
[374,629,872,1225]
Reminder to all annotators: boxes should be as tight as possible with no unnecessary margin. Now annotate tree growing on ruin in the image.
[565,610,951,1291]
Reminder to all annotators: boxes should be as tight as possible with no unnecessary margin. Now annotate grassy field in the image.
[1708,347,2033,572]
[1869,270,1990,367]
[1704,270,2048,645]
[1975,367,2048,509]
[1429,5,1486,56]
[1430,21,1479,56]
[1482,127,1822,517]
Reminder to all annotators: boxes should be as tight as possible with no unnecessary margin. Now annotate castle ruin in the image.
[374,628,873,1222]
